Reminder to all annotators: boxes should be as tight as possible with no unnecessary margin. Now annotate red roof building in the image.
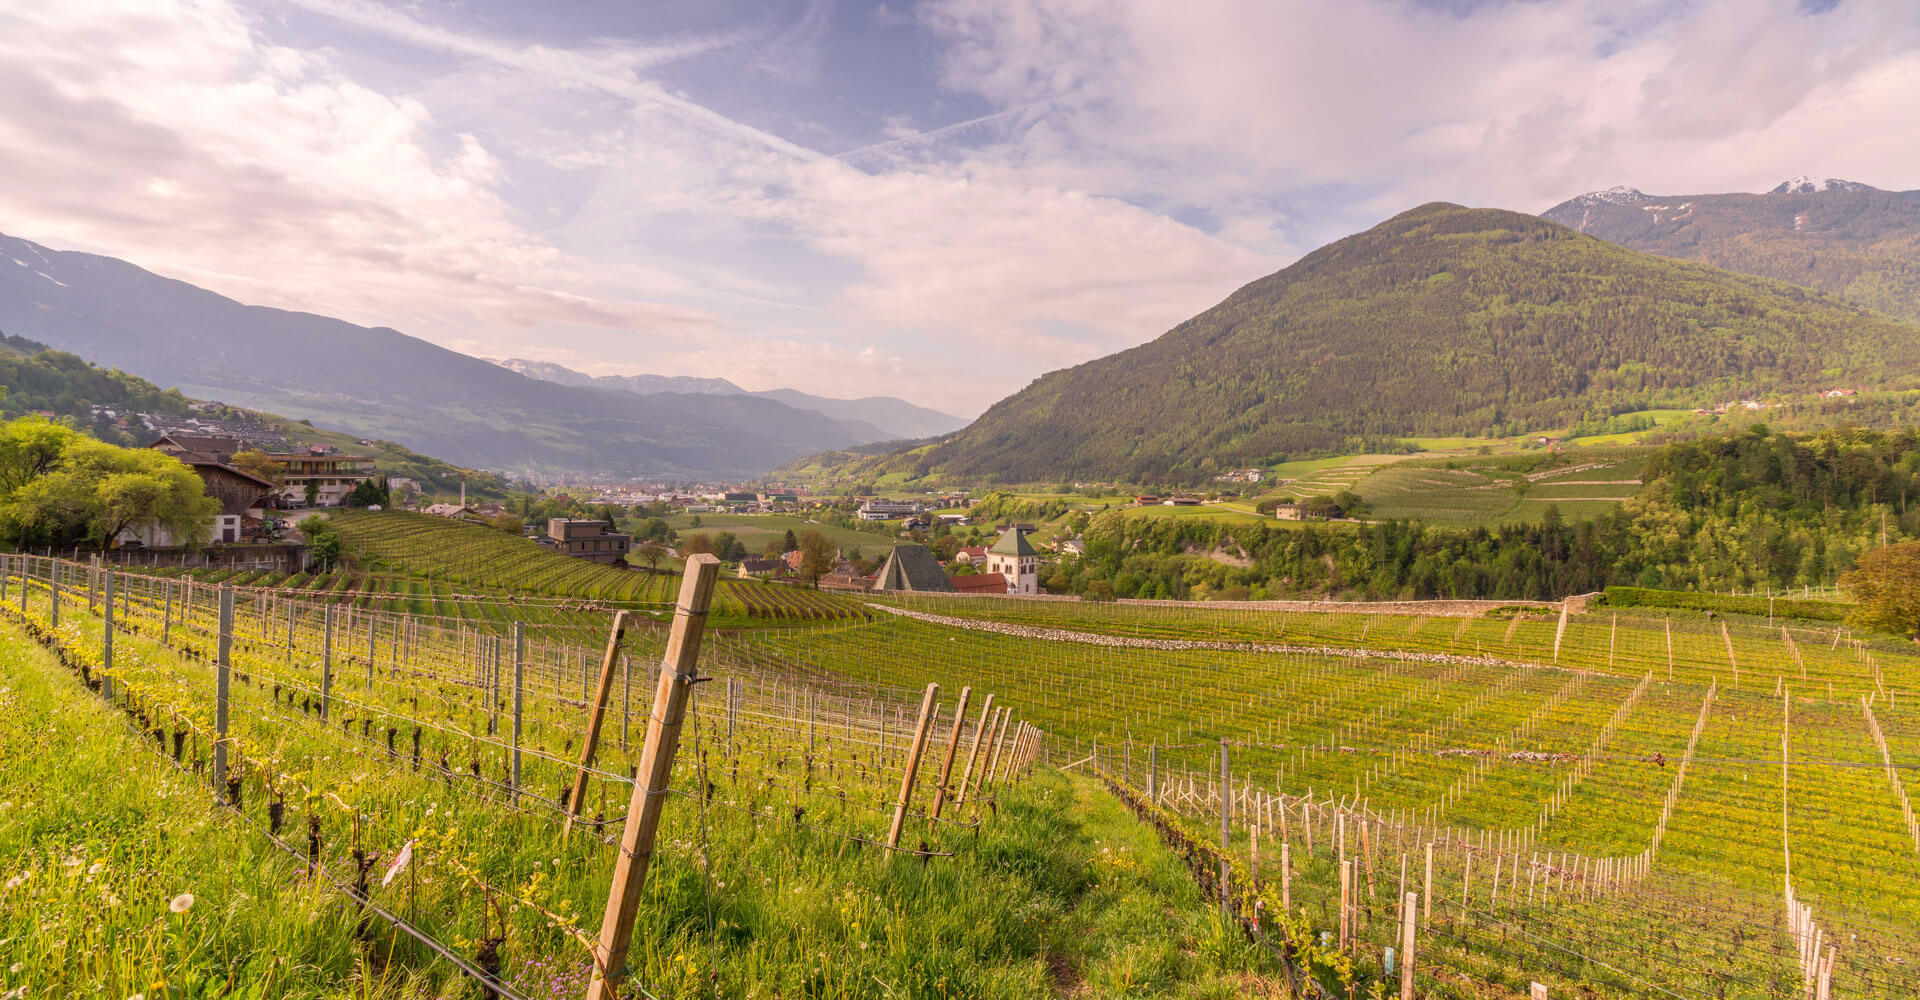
[949,572,1007,595]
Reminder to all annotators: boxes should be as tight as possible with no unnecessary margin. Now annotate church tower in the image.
[986,529,1039,595]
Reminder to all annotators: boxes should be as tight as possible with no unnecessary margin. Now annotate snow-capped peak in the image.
[1769,176,1876,195]
[1566,185,1647,207]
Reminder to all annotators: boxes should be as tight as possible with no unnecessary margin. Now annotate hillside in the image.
[492,357,968,441]
[886,203,1920,482]
[0,233,891,477]
[0,338,513,499]
[1542,178,1920,323]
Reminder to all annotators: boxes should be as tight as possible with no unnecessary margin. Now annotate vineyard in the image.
[6,546,1920,997]
[4,554,1244,1000]
[311,510,864,624]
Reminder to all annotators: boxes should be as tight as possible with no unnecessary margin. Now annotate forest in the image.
[1044,426,1920,601]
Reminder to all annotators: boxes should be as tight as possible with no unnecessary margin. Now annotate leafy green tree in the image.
[302,515,344,571]
[0,419,216,549]
[1842,542,1920,638]
[797,530,835,584]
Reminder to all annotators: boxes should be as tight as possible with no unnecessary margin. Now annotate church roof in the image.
[874,544,956,592]
[988,530,1036,557]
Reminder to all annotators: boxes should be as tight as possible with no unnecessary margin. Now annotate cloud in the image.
[920,0,1920,234]
[0,0,719,339]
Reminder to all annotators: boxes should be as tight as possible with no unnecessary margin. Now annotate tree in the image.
[0,421,216,550]
[303,514,344,571]
[636,541,666,573]
[345,476,389,508]
[1842,541,1920,638]
[783,529,799,553]
[231,450,286,487]
[713,532,738,562]
[797,530,835,584]
[681,532,714,556]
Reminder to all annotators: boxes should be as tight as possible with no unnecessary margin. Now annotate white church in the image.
[985,529,1039,595]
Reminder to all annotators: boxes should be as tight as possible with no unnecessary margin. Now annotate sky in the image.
[3,0,1918,416]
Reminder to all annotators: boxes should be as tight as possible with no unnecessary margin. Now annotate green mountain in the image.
[888,203,1920,483]
[1541,179,1920,324]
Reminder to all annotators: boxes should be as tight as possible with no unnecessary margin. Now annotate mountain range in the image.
[1542,177,1920,324]
[489,358,966,440]
[824,202,1920,483]
[0,232,942,478]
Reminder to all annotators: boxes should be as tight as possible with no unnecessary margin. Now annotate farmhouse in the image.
[738,557,786,579]
[144,433,278,545]
[951,545,988,565]
[539,518,632,565]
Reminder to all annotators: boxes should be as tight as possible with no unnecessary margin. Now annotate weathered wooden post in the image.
[956,695,995,804]
[929,685,971,823]
[564,610,632,834]
[101,571,115,699]
[1148,743,1159,803]
[886,682,939,850]
[585,555,718,1000]
[1401,892,1418,1000]
[1219,739,1231,914]
[49,559,60,628]
[214,585,234,790]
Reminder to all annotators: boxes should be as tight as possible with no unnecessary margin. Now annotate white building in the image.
[985,530,1039,596]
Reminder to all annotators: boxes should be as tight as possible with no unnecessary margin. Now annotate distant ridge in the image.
[489,358,969,441]
[0,231,894,478]
[1542,178,1920,323]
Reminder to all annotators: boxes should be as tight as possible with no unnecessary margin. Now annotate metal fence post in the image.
[321,604,334,721]
[214,585,234,789]
[101,571,115,699]
[512,622,524,801]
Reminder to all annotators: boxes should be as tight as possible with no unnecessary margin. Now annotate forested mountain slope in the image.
[908,203,1920,482]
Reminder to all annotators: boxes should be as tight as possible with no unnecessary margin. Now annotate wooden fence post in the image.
[886,682,940,850]
[1401,893,1417,1000]
[1219,739,1231,913]
[585,555,718,1000]
[958,696,995,803]
[929,685,971,823]
[565,611,632,835]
